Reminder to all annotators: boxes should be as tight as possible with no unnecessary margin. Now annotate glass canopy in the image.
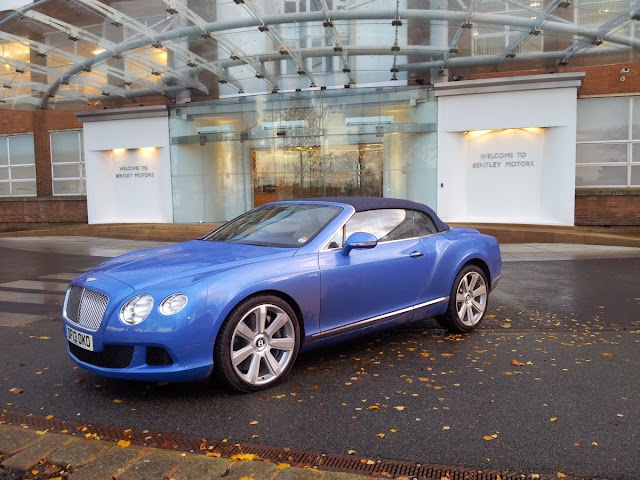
[0,0,638,110]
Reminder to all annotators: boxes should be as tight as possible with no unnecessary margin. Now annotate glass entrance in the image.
[252,143,383,206]
[169,86,437,223]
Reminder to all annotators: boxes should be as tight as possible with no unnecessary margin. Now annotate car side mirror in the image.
[341,232,378,256]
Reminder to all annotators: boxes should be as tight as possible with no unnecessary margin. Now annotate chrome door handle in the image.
[410,251,424,258]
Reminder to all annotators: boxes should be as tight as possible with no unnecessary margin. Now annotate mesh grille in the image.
[65,285,109,332]
[69,343,134,368]
[146,347,174,366]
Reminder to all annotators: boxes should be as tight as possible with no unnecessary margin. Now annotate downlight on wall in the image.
[464,127,543,137]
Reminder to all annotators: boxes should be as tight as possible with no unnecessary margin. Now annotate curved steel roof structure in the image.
[0,0,638,110]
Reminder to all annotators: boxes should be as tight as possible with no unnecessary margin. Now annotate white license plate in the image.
[66,325,94,351]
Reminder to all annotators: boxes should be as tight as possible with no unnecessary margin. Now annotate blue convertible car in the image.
[62,197,501,392]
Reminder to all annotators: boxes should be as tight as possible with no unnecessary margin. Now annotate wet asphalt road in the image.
[0,245,638,479]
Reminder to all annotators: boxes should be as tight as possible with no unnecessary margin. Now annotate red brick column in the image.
[33,110,52,197]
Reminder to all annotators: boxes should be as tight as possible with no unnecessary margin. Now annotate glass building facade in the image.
[169,85,437,222]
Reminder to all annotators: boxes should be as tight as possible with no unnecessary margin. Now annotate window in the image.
[0,134,36,197]
[576,97,640,187]
[51,131,85,196]
[575,0,638,47]
[472,1,543,56]
[329,209,436,247]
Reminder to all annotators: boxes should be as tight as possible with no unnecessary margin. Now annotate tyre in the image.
[214,295,300,392]
[439,264,489,333]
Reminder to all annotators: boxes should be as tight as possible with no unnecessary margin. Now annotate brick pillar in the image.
[33,110,52,197]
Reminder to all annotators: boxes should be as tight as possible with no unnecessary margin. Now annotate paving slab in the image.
[323,471,368,480]
[276,465,322,479]
[171,455,231,480]
[0,425,39,455]
[67,446,146,480]
[119,450,187,480]
[225,459,279,480]
[0,433,73,470]
[46,437,113,469]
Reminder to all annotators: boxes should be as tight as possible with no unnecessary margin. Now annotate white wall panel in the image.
[436,74,581,226]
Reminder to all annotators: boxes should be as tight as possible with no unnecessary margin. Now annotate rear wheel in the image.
[439,265,489,333]
[214,295,300,392]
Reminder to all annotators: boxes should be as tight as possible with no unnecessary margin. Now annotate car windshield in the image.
[203,204,342,248]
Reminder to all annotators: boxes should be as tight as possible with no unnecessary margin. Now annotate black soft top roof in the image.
[305,197,450,233]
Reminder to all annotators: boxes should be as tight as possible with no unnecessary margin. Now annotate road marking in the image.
[39,273,79,281]
[0,280,69,292]
[0,291,63,305]
[0,312,52,327]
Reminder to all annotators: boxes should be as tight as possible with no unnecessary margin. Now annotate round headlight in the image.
[159,293,188,316]
[120,294,154,325]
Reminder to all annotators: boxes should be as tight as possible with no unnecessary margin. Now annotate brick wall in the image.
[0,197,87,231]
[575,189,640,226]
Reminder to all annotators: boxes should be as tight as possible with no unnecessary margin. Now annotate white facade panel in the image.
[436,75,580,226]
[82,115,173,224]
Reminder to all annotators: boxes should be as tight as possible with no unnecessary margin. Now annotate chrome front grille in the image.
[65,285,109,332]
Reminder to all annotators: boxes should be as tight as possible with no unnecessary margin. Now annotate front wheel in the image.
[213,295,300,392]
[438,265,489,333]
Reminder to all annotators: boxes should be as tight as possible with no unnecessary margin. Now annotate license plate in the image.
[66,325,94,351]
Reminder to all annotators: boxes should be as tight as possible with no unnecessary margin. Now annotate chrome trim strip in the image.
[311,296,449,339]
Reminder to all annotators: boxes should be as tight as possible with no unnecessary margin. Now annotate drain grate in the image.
[0,410,590,480]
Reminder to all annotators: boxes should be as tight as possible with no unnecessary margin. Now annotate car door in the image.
[318,209,434,334]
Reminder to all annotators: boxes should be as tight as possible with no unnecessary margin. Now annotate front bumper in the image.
[66,340,214,382]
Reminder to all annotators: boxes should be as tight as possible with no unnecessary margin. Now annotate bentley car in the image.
[62,197,502,392]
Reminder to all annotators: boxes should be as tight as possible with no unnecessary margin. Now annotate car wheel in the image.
[439,265,489,333]
[214,295,300,392]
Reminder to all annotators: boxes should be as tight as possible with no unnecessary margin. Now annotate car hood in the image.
[88,240,297,289]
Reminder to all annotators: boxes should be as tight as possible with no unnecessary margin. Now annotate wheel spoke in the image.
[246,354,260,384]
[256,305,268,334]
[465,303,474,325]
[264,351,282,377]
[472,284,487,298]
[235,322,256,341]
[265,312,290,337]
[232,344,254,367]
[270,337,295,351]
[456,292,466,303]
[472,299,485,313]
[457,303,466,320]
[468,273,479,291]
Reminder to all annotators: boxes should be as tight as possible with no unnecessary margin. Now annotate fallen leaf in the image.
[347,449,356,455]
[501,323,512,329]
[205,452,221,458]
[74,378,85,384]
[9,388,23,394]
[510,359,525,366]
[112,399,123,404]
[46,415,54,420]
[550,417,558,422]
[376,433,386,438]
[442,426,450,430]
[277,463,290,470]
[36,430,48,435]
[557,473,567,478]
[249,420,259,425]
[43,465,60,475]
[368,405,379,410]
[230,453,259,461]
[602,353,613,357]
[393,406,405,411]
[117,440,130,448]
